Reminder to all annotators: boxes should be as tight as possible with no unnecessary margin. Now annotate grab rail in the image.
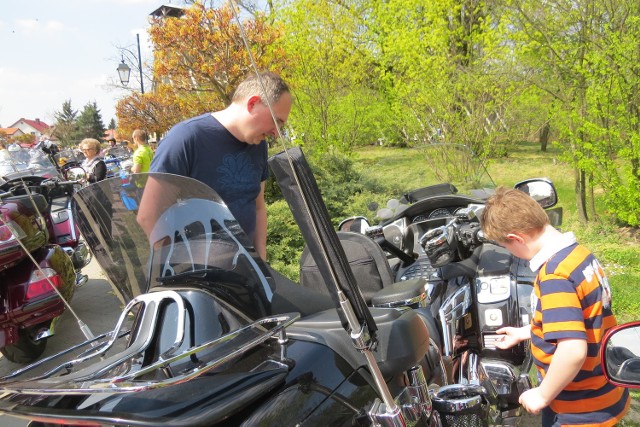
[0,290,299,395]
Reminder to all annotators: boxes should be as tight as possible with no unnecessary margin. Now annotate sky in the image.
[0,0,181,129]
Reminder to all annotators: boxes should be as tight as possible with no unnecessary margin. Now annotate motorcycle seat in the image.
[287,307,430,378]
[4,193,49,214]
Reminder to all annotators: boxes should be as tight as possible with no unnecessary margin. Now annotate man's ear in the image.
[246,95,262,112]
[505,233,525,244]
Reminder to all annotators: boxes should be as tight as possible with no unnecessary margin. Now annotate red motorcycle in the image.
[0,148,87,363]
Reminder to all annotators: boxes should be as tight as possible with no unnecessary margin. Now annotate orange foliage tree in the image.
[116,2,287,138]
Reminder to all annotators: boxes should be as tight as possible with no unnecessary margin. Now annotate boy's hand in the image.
[519,387,549,414]
[495,325,531,349]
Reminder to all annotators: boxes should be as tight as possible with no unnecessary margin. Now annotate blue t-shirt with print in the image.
[150,113,268,241]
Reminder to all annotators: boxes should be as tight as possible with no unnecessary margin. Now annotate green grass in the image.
[350,141,640,321]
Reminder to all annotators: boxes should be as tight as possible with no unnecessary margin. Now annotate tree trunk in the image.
[539,121,550,152]
[575,168,588,223]
[587,172,597,221]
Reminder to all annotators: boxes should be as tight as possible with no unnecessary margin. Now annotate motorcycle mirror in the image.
[601,321,640,388]
[65,167,87,181]
[338,216,370,233]
[514,178,558,209]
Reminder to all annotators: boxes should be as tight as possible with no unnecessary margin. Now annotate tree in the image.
[108,118,116,130]
[504,0,640,225]
[0,130,9,146]
[116,2,287,135]
[276,0,393,152]
[363,0,525,160]
[52,100,79,147]
[75,102,106,142]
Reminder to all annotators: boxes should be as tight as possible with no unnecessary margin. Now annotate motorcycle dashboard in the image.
[412,207,456,223]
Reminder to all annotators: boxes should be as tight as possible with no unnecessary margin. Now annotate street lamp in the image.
[116,33,145,93]
[116,58,130,86]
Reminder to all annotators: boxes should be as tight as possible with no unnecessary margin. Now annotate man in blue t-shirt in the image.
[141,72,292,260]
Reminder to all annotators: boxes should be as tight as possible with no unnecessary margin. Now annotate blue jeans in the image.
[541,407,560,427]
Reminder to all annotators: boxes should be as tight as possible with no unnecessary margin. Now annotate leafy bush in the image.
[265,149,392,280]
[266,199,305,282]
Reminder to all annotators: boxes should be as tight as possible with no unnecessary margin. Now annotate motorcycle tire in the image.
[0,325,48,364]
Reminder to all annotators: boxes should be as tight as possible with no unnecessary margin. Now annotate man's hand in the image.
[494,325,531,350]
[519,387,549,415]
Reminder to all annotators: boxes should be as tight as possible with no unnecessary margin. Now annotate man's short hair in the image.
[132,129,148,143]
[232,71,289,106]
[481,186,550,243]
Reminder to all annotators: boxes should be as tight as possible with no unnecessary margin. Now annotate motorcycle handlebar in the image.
[41,179,80,188]
[438,245,482,280]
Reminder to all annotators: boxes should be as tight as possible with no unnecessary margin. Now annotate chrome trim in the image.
[33,326,54,341]
[402,365,432,421]
[371,292,427,309]
[367,398,406,427]
[0,291,300,395]
[369,365,434,425]
[431,383,486,414]
[480,359,518,398]
[438,284,472,356]
[75,273,88,287]
[465,352,498,402]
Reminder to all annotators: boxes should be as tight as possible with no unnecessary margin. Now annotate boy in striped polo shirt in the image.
[481,187,629,427]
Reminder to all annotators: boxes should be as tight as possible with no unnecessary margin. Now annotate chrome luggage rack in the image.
[0,290,299,396]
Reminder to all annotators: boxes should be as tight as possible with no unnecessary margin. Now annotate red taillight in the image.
[0,224,14,242]
[0,218,26,242]
[26,267,62,299]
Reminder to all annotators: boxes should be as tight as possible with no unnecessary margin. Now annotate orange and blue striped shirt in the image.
[530,234,629,427]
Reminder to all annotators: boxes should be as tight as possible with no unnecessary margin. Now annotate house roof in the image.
[9,118,51,133]
[149,4,186,18]
[103,129,118,141]
[0,127,22,136]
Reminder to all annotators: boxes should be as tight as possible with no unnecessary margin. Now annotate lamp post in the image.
[116,33,145,93]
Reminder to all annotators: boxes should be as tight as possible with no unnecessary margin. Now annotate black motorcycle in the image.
[0,147,506,427]
[320,144,564,425]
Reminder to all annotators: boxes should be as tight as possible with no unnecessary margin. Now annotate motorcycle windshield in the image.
[72,173,274,316]
[105,147,131,159]
[0,146,59,180]
[54,148,85,167]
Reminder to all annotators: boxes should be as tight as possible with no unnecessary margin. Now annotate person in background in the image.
[481,187,629,427]
[120,140,132,155]
[131,130,153,174]
[80,138,107,183]
[0,141,11,162]
[102,138,117,157]
[143,71,292,260]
